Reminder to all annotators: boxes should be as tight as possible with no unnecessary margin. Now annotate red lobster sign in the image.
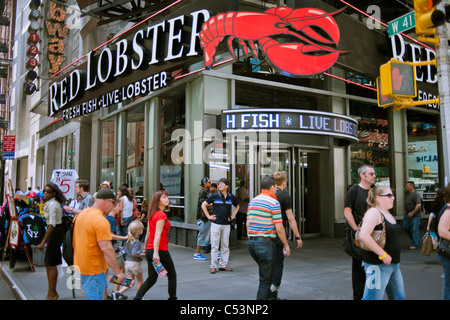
[200,6,344,77]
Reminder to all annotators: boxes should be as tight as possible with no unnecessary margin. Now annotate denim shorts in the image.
[80,273,108,300]
[197,219,211,247]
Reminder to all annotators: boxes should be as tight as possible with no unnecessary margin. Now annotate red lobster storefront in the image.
[49,0,400,245]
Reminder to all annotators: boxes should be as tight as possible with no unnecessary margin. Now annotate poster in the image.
[50,169,79,200]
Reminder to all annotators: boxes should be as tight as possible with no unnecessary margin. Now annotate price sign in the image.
[51,169,79,200]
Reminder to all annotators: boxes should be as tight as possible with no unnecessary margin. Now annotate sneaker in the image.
[193,253,207,261]
[408,246,418,250]
[112,291,128,300]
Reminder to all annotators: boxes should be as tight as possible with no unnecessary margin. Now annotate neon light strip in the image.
[339,0,434,51]
[324,72,377,92]
[48,117,63,124]
[174,58,234,80]
[51,0,185,78]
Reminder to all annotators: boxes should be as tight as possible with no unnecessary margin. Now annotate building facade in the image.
[6,0,448,246]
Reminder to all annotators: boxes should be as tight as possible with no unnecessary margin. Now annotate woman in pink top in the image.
[134,190,177,300]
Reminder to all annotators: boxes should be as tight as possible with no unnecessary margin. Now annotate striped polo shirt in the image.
[247,190,282,238]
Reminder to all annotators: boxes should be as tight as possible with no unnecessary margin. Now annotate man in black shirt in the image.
[271,171,303,300]
[202,178,239,274]
[344,164,376,300]
[194,177,211,261]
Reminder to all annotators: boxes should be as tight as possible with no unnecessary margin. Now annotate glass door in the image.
[231,140,321,237]
[256,146,292,198]
[297,150,321,234]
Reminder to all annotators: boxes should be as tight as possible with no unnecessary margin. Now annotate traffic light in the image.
[414,0,446,36]
[379,58,416,98]
[376,77,394,108]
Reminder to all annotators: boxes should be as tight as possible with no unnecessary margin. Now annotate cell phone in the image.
[109,275,134,287]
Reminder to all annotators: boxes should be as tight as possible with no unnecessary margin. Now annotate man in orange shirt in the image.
[73,188,126,300]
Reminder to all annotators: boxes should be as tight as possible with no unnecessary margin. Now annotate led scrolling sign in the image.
[222,109,359,142]
[48,6,344,119]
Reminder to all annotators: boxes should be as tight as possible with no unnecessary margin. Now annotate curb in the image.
[0,265,27,300]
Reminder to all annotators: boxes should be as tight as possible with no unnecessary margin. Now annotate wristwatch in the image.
[295,236,301,241]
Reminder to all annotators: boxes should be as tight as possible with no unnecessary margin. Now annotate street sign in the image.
[388,11,415,37]
[3,135,15,160]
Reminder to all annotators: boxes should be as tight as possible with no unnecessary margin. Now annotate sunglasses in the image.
[365,172,376,176]
[380,193,394,198]
[43,189,53,193]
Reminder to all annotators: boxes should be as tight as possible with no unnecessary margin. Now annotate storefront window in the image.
[125,104,145,200]
[160,89,185,221]
[61,133,75,169]
[407,110,439,196]
[235,81,318,110]
[101,118,115,188]
[350,102,389,186]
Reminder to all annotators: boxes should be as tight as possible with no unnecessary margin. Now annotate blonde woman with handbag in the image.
[358,185,406,300]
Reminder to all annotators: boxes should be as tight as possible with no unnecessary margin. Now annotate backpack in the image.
[62,215,76,266]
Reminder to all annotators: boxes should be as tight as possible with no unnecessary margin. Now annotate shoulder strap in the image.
[377,208,386,229]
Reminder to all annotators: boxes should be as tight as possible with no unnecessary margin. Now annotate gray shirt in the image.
[405,190,421,217]
[123,239,143,262]
[79,193,94,210]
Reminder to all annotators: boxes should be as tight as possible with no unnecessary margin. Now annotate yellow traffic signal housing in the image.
[414,0,446,36]
[376,77,394,108]
[379,59,417,98]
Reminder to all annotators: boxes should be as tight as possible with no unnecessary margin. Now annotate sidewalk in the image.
[1,233,445,300]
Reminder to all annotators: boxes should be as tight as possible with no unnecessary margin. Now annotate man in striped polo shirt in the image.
[247,176,290,300]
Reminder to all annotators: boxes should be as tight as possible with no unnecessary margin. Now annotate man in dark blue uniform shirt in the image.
[202,178,239,274]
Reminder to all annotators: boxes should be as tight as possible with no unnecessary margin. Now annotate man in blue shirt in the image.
[202,178,239,274]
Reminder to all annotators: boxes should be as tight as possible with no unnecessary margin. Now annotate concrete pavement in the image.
[0,233,445,301]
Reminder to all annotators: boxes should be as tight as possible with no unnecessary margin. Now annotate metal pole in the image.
[436,2,450,186]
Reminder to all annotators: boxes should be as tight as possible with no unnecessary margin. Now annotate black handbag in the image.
[436,237,450,259]
[343,228,364,260]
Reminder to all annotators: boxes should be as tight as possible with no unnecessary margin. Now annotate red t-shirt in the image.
[146,210,170,251]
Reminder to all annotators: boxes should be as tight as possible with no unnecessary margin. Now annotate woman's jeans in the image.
[248,237,275,300]
[134,249,177,300]
[362,262,406,300]
[120,216,133,245]
[438,254,450,300]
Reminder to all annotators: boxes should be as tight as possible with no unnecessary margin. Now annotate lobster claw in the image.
[259,7,343,77]
[259,38,340,77]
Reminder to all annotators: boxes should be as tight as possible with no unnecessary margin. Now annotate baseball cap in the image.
[96,188,119,202]
[200,177,209,186]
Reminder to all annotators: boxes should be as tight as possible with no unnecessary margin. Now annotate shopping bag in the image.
[421,232,433,256]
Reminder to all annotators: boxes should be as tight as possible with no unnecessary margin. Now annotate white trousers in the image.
[210,223,230,269]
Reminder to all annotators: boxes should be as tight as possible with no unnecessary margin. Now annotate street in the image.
[1,232,445,301]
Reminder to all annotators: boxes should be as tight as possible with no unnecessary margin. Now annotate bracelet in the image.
[379,252,387,260]
[295,236,301,241]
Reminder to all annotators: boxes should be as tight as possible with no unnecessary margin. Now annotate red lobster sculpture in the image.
[200,6,344,77]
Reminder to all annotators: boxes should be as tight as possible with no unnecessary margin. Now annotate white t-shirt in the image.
[121,196,133,219]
